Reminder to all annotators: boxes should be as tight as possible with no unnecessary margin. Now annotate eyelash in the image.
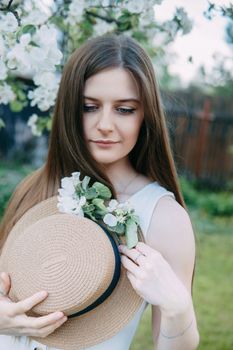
[83,105,136,115]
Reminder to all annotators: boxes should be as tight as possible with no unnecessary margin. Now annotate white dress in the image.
[0,181,175,350]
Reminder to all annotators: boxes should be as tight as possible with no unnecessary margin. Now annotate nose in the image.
[97,106,114,133]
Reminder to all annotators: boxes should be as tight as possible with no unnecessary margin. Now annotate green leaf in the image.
[93,182,112,199]
[125,219,138,249]
[85,187,98,199]
[111,222,125,235]
[17,90,26,101]
[83,203,95,213]
[82,176,91,190]
[16,24,37,41]
[85,212,97,221]
[75,183,83,196]
[9,100,24,112]
[46,118,52,131]
[95,209,108,217]
[130,214,140,225]
[0,118,5,129]
[29,41,40,47]
[92,198,107,211]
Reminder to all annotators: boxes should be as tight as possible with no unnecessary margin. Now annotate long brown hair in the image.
[0,33,195,290]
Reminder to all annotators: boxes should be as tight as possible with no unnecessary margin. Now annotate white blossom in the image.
[33,71,60,90]
[0,82,15,104]
[163,20,179,39]
[107,199,118,212]
[175,8,193,34]
[152,0,164,5]
[124,1,144,14]
[6,25,62,76]
[33,25,63,69]
[118,201,133,212]
[57,195,86,216]
[139,11,155,27]
[71,172,81,186]
[94,19,115,36]
[22,9,49,26]
[103,213,118,227]
[57,173,86,216]
[0,60,7,80]
[0,12,18,33]
[60,177,76,196]
[27,113,42,136]
[28,84,59,111]
[0,35,6,57]
[6,33,38,71]
[65,0,85,26]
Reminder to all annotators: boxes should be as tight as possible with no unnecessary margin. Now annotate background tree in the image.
[0,0,193,134]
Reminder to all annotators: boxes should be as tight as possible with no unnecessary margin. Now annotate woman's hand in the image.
[118,242,191,317]
[0,272,67,337]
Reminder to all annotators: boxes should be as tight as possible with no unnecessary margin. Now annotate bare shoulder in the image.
[146,195,196,292]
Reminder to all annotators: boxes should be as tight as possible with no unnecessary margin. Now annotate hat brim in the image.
[0,196,146,350]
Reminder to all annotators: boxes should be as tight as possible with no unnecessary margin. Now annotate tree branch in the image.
[85,9,120,25]
[0,0,21,26]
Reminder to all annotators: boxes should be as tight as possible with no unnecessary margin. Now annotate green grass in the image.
[0,161,233,349]
[131,217,233,350]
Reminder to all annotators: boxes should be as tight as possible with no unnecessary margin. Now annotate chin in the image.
[92,154,122,165]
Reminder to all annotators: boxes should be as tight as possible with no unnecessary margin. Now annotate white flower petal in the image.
[103,213,118,227]
[61,177,75,195]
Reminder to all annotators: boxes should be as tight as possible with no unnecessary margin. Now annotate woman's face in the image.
[83,67,144,166]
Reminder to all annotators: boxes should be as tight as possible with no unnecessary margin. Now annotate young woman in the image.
[0,34,200,349]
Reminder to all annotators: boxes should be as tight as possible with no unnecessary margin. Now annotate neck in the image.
[102,158,138,191]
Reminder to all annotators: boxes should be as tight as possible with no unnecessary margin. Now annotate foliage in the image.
[180,177,233,217]
[0,0,193,135]
[57,171,140,248]
[0,161,35,218]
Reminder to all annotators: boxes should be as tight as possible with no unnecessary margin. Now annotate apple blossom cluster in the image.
[0,0,193,136]
[0,2,63,133]
[163,7,193,40]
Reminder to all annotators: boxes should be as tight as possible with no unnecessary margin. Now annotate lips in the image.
[91,140,118,144]
[90,140,119,148]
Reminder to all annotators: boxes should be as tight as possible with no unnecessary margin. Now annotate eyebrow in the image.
[84,96,140,104]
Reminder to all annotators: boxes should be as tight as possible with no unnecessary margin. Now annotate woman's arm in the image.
[147,196,199,349]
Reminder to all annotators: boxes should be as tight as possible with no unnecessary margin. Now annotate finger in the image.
[24,316,67,337]
[13,291,48,315]
[126,271,139,287]
[136,242,160,256]
[26,311,65,329]
[0,272,11,295]
[119,245,146,263]
[121,255,140,276]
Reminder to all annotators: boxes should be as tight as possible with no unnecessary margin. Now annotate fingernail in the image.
[54,312,64,319]
[38,291,48,297]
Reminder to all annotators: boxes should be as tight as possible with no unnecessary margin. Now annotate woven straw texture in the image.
[0,196,145,350]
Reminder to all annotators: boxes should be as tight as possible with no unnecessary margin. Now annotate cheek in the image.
[121,120,142,144]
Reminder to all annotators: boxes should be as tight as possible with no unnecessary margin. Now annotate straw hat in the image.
[0,196,145,350]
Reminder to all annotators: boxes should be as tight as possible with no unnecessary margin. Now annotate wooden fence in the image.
[1,99,233,186]
[167,100,233,186]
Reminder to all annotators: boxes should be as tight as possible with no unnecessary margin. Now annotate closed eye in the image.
[117,107,136,114]
[83,105,136,114]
